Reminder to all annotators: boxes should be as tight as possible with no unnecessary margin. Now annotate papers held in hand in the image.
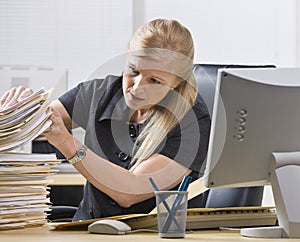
[0,88,54,152]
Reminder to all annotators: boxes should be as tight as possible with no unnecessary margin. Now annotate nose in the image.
[132,74,146,91]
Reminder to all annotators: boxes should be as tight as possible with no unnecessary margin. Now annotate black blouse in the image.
[59,75,211,221]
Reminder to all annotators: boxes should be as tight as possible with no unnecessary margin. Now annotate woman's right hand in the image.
[0,86,33,111]
[43,107,76,159]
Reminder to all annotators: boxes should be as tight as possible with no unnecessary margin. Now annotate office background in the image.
[0,0,299,89]
[0,0,299,207]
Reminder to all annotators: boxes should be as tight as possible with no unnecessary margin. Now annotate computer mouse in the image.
[88,219,132,235]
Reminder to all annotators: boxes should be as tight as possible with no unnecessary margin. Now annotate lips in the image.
[129,92,144,102]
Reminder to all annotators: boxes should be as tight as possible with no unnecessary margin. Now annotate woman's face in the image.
[123,57,180,111]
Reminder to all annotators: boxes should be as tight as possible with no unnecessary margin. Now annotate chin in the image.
[126,100,152,111]
[124,98,140,110]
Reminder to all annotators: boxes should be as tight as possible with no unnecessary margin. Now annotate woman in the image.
[1,19,210,221]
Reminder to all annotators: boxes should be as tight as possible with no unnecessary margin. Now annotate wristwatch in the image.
[68,145,88,165]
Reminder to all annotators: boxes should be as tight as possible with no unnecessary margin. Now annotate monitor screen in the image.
[204,67,300,238]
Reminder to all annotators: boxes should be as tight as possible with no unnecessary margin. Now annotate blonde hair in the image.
[127,19,198,170]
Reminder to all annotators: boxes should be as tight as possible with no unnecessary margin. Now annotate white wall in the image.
[298,0,300,66]
[0,0,133,89]
[137,0,298,67]
[0,0,298,91]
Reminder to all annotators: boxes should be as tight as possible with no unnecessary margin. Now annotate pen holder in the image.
[155,190,188,238]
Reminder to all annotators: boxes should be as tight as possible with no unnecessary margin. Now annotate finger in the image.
[51,107,60,116]
[6,87,17,100]
[47,109,57,124]
[5,87,16,103]
[43,124,53,135]
[19,88,33,100]
[5,87,19,107]
[0,87,17,109]
[0,90,10,107]
[14,86,26,102]
[47,107,61,122]
[46,106,53,115]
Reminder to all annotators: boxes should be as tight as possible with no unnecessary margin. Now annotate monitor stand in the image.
[241,151,300,238]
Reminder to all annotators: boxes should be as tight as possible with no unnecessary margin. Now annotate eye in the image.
[148,78,161,85]
[128,66,139,76]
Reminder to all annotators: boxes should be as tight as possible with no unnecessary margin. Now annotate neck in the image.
[130,108,150,123]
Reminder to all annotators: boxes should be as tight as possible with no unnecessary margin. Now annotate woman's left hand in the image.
[0,86,33,111]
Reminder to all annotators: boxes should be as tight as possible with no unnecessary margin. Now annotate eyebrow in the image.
[128,62,167,83]
[128,62,136,68]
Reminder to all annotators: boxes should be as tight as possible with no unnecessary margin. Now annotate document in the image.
[0,154,59,230]
[0,186,49,194]
[0,119,51,152]
[0,88,54,152]
[0,103,40,129]
[0,88,60,230]
[0,152,57,162]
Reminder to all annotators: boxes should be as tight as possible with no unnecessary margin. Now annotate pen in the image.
[162,176,192,233]
[149,177,182,231]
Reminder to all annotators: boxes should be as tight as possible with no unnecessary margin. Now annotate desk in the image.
[0,225,297,242]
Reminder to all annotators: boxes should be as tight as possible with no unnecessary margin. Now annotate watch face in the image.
[77,148,86,159]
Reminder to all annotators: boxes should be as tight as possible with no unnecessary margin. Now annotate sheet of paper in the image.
[0,186,48,194]
[0,213,46,224]
[0,103,40,128]
[0,166,52,174]
[0,128,21,138]
[1,111,50,143]
[0,119,51,152]
[0,175,49,181]
[0,192,48,198]
[0,152,57,162]
[0,198,50,207]
[0,204,51,215]
[0,179,54,186]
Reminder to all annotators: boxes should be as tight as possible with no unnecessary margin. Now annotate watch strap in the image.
[68,145,87,165]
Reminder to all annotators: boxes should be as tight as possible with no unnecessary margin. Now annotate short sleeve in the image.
[58,76,122,130]
[58,82,91,129]
[58,84,80,119]
[58,80,101,129]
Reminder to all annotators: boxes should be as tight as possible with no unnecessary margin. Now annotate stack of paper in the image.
[0,153,60,230]
[0,88,60,230]
[0,88,53,152]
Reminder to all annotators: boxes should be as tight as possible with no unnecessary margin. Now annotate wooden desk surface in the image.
[0,225,297,242]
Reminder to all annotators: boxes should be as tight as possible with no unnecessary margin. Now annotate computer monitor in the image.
[0,65,68,101]
[204,67,300,238]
